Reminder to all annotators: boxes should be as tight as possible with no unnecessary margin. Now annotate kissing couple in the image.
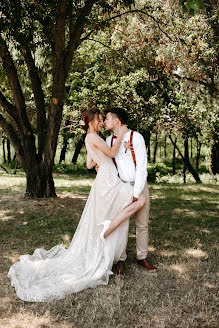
[8,107,156,302]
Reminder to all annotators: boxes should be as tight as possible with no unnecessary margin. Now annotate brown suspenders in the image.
[111,131,136,168]
[111,135,118,168]
[130,130,136,168]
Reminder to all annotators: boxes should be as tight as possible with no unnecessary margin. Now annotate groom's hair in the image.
[105,107,128,125]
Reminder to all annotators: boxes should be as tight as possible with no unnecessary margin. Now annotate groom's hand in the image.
[132,197,138,202]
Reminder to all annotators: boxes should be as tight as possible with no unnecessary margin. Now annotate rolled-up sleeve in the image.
[133,133,147,199]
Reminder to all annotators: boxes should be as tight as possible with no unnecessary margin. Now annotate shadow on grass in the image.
[0,178,218,328]
[0,195,87,255]
[126,183,218,268]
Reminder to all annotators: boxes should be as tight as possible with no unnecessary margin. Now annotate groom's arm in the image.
[133,132,147,200]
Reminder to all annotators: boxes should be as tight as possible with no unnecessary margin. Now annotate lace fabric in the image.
[8,142,133,302]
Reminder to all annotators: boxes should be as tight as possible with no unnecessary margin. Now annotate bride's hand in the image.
[117,124,127,138]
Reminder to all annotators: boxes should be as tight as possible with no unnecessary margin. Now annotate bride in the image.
[8,109,146,302]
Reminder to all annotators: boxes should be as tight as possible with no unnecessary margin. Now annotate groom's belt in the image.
[121,179,135,186]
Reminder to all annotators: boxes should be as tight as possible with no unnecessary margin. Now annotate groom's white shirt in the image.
[106,130,147,199]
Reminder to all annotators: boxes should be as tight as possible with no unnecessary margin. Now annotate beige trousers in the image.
[119,183,150,261]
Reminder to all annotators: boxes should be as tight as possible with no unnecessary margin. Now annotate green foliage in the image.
[179,0,205,15]
[1,0,218,179]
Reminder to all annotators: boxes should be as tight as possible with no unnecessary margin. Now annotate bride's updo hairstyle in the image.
[80,109,100,132]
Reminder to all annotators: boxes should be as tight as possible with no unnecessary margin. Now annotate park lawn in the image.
[0,172,218,328]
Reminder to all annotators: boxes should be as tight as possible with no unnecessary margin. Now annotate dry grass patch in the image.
[0,173,218,328]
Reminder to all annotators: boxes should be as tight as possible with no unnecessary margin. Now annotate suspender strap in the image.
[111,132,136,168]
[111,135,117,168]
[130,130,136,168]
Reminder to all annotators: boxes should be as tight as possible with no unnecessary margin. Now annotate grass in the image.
[0,172,218,328]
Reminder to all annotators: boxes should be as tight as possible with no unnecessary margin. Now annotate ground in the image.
[0,172,218,328]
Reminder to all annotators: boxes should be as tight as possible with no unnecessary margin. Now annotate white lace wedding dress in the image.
[8,140,133,302]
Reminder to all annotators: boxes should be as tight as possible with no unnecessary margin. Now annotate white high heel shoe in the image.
[98,220,111,243]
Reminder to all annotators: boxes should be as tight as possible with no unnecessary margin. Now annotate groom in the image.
[104,107,156,274]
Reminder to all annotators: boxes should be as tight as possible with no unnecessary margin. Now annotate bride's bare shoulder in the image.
[86,132,101,143]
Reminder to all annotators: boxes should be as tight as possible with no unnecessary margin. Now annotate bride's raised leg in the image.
[104,194,146,238]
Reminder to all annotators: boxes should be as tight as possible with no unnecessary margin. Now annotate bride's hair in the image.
[81,109,100,132]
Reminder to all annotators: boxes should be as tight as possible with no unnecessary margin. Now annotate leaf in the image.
[179,0,186,6]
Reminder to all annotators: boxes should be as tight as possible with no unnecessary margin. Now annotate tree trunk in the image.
[190,138,193,159]
[172,136,177,175]
[153,132,158,163]
[59,117,71,164]
[13,153,17,174]
[164,135,167,159]
[72,134,86,164]
[0,164,8,173]
[59,138,69,163]
[183,138,189,183]
[0,0,96,198]
[7,138,11,163]
[2,135,6,163]
[169,135,201,183]
[142,129,151,162]
[183,163,186,183]
[25,162,56,198]
[196,139,201,171]
[159,140,162,159]
[210,139,219,174]
[148,132,151,162]
[24,134,56,197]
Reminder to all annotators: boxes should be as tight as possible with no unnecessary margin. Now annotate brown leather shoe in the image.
[112,261,125,275]
[137,258,157,270]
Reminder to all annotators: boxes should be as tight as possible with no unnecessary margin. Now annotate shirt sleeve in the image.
[132,132,148,198]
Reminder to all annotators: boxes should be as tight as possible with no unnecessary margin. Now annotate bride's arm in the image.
[87,131,124,158]
[86,152,96,169]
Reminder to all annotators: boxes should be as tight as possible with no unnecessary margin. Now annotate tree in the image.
[0,0,135,197]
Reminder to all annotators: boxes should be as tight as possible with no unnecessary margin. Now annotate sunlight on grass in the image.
[159,250,177,257]
[0,310,51,328]
[203,282,216,289]
[148,246,156,252]
[5,252,20,265]
[55,177,93,188]
[185,248,208,259]
[169,263,188,278]
[0,210,13,221]
[195,227,211,234]
[173,208,199,217]
[150,194,166,199]
[57,192,88,200]
[0,173,218,328]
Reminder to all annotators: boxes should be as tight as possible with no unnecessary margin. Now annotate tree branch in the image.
[0,113,25,169]
[22,48,47,159]
[0,91,21,129]
[54,0,66,58]
[45,0,68,161]
[173,72,218,94]
[64,0,96,77]
[86,38,133,66]
[35,0,55,50]
[0,37,33,135]
[169,134,184,159]
[0,164,8,173]
[81,8,176,43]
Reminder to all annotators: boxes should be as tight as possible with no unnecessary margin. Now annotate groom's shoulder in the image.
[132,130,143,139]
[131,130,145,145]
